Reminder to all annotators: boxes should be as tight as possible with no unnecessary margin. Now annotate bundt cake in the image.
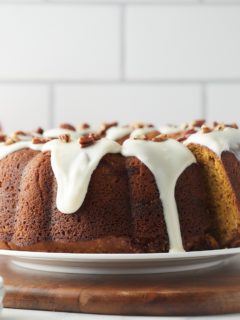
[0,120,239,253]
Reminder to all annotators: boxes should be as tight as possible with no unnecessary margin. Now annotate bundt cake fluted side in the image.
[0,149,39,249]
[0,123,223,253]
[7,153,138,252]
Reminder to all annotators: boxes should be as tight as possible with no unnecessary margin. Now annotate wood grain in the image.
[1,256,240,316]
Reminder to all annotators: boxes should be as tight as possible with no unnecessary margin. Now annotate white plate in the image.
[1,248,240,274]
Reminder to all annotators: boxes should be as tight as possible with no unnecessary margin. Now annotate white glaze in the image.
[0,141,43,160]
[42,138,121,214]
[43,128,90,140]
[185,127,240,157]
[122,139,196,253]
[10,132,42,141]
[130,127,157,139]
[158,125,182,134]
[106,126,133,141]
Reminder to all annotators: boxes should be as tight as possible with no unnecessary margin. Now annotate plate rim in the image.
[0,247,240,261]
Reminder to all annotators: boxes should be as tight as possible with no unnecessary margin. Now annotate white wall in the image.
[0,0,239,132]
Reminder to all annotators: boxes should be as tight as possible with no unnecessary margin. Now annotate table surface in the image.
[2,309,240,320]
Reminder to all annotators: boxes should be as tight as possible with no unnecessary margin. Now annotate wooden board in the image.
[1,256,240,316]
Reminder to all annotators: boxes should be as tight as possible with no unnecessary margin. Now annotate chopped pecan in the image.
[226,123,239,129]
[133,134,148,141]
[131,122,145,129]
[5,138,15,145]
[59,134,71,143]
[92,133,101,141]
[191,119,206,128]
[59,123,76,131]
[35,127,44,135]
[32,137,51,144]
[152,134,168,142]
[79,123,90,130]
[0,134,6,143]
[213,122,238,130]
[5,135,20,145]
[79,133,100,148]
[185,128,197,135]
[201,125,212,134]
[177,136,187,142]
[214,123,225,131]
[144,130,160,140]
[99,122,118,136]
[15,130,28,136]
[176,128,197,142]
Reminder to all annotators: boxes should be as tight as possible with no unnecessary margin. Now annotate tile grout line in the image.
[1,1,240,6]
[0,79,239,85]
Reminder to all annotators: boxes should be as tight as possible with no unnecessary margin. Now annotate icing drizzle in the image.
[185,127,240,157]
[0,138,121,214]
[130,127,158,139]
[106,126,133,141]
[0,141,43,159]
[0,131,198,252]
[42,138,121,214]
[122,139,196,252]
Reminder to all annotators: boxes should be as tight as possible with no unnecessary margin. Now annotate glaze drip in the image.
[0,141,43,159]
[122,139,196,252]
[0,130,197,252]
[42,138,121,214]
[185,127,240,157]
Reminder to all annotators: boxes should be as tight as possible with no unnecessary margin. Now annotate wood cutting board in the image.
[1,256,240,316]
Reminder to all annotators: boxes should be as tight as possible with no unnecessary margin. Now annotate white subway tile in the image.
[54,84,202,127]
[0,85,50,133]
[0,5,120,80]
[126,6,240,80]
[207,84,240,123]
